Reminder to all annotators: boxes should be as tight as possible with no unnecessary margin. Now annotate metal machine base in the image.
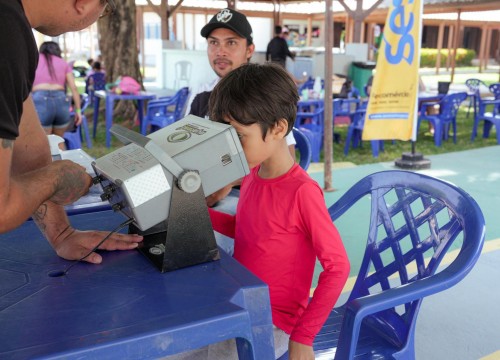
[395,152,431,170]
[129,180,220,272]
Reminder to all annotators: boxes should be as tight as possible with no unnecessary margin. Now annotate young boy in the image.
[208,63,350,359]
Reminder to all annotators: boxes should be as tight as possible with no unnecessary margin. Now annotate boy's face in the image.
[207,28,255,78]
[227,118,272,169]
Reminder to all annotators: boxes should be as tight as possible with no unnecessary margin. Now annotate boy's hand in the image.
[206,184,233,207]
[288,340,314,360]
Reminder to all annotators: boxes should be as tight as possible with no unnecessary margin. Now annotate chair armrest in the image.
[335,255,481,360]
[419,101,439,114]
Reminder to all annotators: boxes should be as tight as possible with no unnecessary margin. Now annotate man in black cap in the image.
[186,8,255,118]
[185,8,296,212]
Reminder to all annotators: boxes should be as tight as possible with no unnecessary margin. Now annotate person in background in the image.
[32,41,82,147]
[0,0,142,261]
[85,61,106,96]
[168,63,350,360]
[266,25,295,68]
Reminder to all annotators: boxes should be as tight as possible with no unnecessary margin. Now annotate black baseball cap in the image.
[201,8,253,45]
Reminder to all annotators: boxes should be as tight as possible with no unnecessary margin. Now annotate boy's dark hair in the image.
[274,25,282,35]
[209,63,298,139]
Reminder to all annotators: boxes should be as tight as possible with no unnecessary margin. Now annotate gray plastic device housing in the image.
[92,115,249,231]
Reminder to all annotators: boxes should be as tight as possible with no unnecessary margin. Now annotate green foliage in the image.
[420,48,476,67]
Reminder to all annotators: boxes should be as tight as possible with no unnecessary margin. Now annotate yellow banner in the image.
[363,0,423,141]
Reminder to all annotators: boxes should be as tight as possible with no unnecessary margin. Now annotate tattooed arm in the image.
[0,97,90,233]
[2,97,142,262]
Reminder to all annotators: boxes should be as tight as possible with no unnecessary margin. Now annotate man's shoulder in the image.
[190,91,212,118]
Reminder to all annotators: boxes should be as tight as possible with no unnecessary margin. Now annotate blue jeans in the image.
[33,90,70,129]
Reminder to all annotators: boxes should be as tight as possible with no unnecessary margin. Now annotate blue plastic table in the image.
[0,210,275,359]
[93,90,157,147]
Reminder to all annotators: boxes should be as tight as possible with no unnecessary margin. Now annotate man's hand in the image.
[50,227,143,264]
[288,340,314,360]
[206,184,234,207]
[48,160,93,205]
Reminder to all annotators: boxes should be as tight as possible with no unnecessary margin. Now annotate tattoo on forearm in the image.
[32,203,48,234]
[1,138,14,149]
[51,165,88,204]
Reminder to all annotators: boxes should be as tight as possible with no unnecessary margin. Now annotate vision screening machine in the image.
[92,115,249,272]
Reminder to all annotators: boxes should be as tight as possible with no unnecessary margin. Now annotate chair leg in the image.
[452,120,457,144]
[483,121,493,139]
[81,116,92,148]
[471,115,479,142]
[92,96,100,139]
[433,122,442,147]
[370,140,379,157]
[344,126,355,156]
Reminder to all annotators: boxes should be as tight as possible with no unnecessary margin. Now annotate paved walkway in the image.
[309,145,500,359]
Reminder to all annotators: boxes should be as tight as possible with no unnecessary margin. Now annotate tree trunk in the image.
[97,0,142,121]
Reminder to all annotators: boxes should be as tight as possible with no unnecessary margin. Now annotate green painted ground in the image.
[309,145,500,282]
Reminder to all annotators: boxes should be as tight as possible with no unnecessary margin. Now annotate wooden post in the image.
[478,24,487,73]
[446,25,454,71]
[324,0,334,191]
[307,16,313,47]
[485,27,492,70]
[450,10,461,83]
[436,23,444,74]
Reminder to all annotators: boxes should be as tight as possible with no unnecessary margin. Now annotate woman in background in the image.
[32,41,81,146]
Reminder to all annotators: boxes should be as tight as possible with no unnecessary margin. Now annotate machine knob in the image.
[177,170,202,193]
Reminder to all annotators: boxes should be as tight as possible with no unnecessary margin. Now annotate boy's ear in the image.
[271,118,290,139]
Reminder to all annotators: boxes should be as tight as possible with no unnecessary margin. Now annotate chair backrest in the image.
[292,127,312,170]
[333,98,359,117]
[80,93,90,113]
[439,92,467,121]
[489,83,500,100]
[330,171,484,356]
[465,78,488,93]
[298,77,314,92]
[175,61,192,90]
[298,77,324,93]
[175,61,192,79]
[174,87,190,121]
[350,109,366,130]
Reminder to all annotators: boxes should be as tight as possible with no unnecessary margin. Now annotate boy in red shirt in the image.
[208,63,350,359]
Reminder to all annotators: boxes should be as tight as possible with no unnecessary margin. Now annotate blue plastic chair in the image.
[471,85,500,144]
[333,97,360,119]
[64,94,92,149]
[141,87,190,135]
[464,78,490,119]
[343,109,384,157]
[279,170,485,360]
[292,127,312,170]
[418,92,468,147]
[298,77,324,93]
[488,83,500,114]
